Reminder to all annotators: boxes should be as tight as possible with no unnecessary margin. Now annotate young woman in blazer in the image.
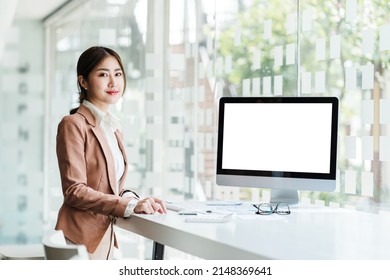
[55,46,167,260]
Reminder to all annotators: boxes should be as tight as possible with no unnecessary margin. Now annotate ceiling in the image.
[13,0,71,20]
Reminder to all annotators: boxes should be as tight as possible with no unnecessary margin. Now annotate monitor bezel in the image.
[216,96,339,182]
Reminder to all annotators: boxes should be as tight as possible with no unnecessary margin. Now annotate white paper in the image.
[145,172,162,188]
[99,29,116,46]
[361,63,374,90]
[315,71,325,93]
[126,172,141,188]
[152,141,163,172]
[122,100,139,116]
[380,136,390,161]
[335,169,341,193]
[315,38,326,61]
[146,53,162,70]
[286,43,296,65]
[362,136,373,160]
[380,99,390,124]
[345,66,357,91]
[264,20,272,39]
[242,79,251,96]
[345,170,357,194]
[5,27,19,44]
[166,172,185,189]
[263,76,271,95]
[329,34,341,59]
[146,101,162,116]
[234,28,241,46]
[168,101,184,117]
[1,122,18,141]
[206,109,213,126]
[225,55,233,73]
[1,74,19,91]
[125,147,140,164]
[198,62,205,79]
[122,118,141,143]
[361,99,374,124]
[146,124,163,140]
[169,53,186,71]
[168,124,185,140]
[27,74,44,93]
[274,45,283,67]
[198,85,205,103]
[205,133,213,150]
[345,0,357,22]
[207,61,213,78]
[301,72,312,94]
[361,171,374,197]
[215,56,223,76]
[0,146,18,167]
[207,36,213,54]
[215,81,224,99]
[274,75,283,95]
[345,136,356,159]
[26,98,44,116]
[251,50,261,70]
[196,133,204,150]
[167,147,185,163]
[302,10,312,32]
[2,50,19,68]
[252,77,261,96]
[379,23,390,51]
[154,4,164,54]
[362,29,375,54]
[286,13,296,35]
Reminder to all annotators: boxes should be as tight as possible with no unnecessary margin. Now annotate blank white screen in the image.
[222,103,333,173]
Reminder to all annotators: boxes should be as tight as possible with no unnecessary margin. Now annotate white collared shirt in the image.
[83,100,125,194]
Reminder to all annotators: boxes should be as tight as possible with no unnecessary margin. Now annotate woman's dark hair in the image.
[70,46,127,114]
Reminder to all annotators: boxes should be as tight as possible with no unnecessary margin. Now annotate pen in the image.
[178,210,198,215]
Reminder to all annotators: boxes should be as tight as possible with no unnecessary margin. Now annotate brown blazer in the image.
[55,104,131,253]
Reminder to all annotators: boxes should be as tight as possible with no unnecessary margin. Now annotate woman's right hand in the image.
[134,197,167,214]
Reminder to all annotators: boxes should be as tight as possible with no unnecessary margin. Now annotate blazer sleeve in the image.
[56,115,129,218]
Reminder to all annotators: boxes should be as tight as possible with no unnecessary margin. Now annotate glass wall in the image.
[1,0,389,257]
[210,0,390,210]
[0,19,45,244]
[42,0,390,258]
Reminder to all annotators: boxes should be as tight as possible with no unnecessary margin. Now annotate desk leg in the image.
[152,242,165,260]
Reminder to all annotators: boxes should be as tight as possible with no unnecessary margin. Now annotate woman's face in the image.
[80,55,125,112]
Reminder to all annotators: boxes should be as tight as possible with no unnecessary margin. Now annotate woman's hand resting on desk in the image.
[134,197,167,214]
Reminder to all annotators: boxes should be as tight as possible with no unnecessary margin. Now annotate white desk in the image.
[116,204,390,260]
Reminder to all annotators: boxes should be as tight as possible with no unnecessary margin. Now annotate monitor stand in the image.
[270,189,299,205]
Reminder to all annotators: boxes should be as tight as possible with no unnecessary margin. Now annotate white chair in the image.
[0,244,45,260]
[42,230,89,260]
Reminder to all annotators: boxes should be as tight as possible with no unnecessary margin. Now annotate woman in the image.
[55,46,167,260]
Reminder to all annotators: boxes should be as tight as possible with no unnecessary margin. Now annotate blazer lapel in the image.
[78,105,117,195]
[115,130,128,192]
[92,127,117,194]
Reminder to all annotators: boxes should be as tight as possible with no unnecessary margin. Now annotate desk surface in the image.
[116,203,390,260]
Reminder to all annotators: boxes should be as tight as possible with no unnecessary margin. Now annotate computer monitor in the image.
[216,96,339,204]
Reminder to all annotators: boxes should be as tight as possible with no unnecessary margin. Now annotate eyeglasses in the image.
[252,203,291,215]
